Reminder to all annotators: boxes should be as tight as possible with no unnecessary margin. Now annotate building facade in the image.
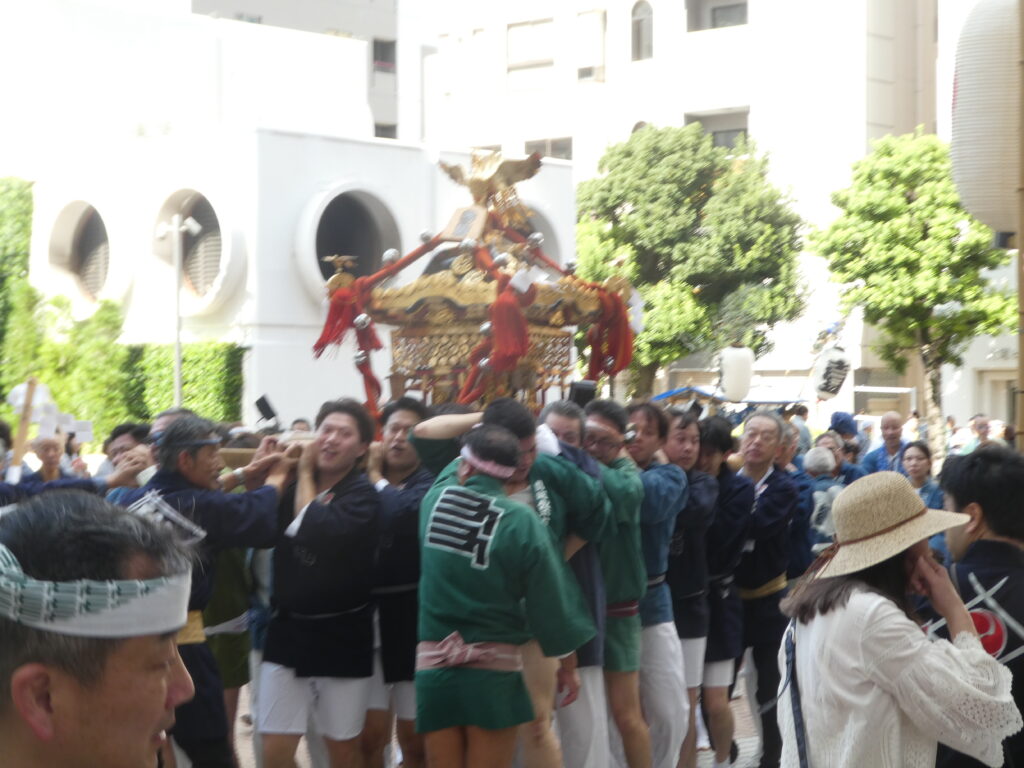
[419,0,1005,428]
[8,0,574,426]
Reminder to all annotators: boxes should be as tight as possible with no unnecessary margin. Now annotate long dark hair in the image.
[781,551,916,624]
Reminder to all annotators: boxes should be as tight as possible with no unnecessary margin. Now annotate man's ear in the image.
[963,502,985,535]
[9,663,58,741]
[175,450,192,475]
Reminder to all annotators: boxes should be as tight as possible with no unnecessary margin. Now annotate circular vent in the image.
[183,197,222,297]
[316,193,382,280]
[75,211,110,300]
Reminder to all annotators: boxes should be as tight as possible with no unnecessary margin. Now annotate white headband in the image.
[460,445,516,479]
[0,490,197,638]
[0,543,191,638]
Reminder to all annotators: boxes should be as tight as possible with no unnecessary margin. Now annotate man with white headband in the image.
[416,424,596,768]
[411,397,612,768]
[0,490,195,768]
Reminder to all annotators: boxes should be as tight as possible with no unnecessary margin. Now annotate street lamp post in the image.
[156,213,202,407]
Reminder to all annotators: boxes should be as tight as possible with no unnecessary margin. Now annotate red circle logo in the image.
[970,609,1008,658]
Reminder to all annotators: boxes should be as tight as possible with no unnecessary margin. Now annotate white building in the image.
[418,0,1006,427]
[4,0,1008,428]
[190,0,401,139]
[3,0,574,426]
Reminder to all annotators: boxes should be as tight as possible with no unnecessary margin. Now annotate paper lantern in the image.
[813,347,851,400]
[720,345,754,402]
[951,0,1019,233]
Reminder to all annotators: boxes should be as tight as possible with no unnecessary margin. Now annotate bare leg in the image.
[703,687,735,766]
[676,687,700,768]
[324,736,365,768]
[516,640,562,768]
[424,727,466,768]
[262,733,303,768]
[224,686,241,765]
[465,725,518,768]
[605,669,651,768]
[359,709,392,768]
[397,718,426,768]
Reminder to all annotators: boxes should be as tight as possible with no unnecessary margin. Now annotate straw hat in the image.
[816,471,969,578]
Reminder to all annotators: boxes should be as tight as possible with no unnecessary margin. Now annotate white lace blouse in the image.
[777,589,1022,768]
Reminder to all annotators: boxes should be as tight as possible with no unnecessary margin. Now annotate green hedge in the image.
[127,342,245,423]
[0,283,245,445]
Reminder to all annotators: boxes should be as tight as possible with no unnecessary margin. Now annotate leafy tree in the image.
[0,283,243,442]
[0,280,46,398]
[814,130,1014,459]
[577,125,803,396]
[0,178,33,395]
[62,301,133,440]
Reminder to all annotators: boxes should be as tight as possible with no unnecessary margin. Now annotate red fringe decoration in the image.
[586,290,634,380]
[312,237,443,357]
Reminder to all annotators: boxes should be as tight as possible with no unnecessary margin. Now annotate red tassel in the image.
[356,358,382,423]
[489,285,529,371]
[313,287,357,357]
[355,324,383,351]
[585,291,634,379]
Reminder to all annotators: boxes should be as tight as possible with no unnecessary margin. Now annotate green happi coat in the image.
[597,457,646,605]
[411,434,612,636]
[596,457,646,671]
[410,433,613,547]
[416,473,596,732]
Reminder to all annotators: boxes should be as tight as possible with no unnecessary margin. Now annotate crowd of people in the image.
[0,395,1023,768]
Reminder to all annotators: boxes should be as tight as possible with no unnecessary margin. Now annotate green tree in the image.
[814,130,1014,458]
[577,125,803,396]
[62,301,133,441]
[0,178,33,394]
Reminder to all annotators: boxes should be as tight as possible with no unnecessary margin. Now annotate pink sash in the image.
[416,631,524,672]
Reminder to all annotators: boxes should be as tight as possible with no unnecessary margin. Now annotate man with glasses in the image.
[582,399,650,768]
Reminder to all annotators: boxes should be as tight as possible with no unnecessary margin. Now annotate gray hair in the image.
[538,400,585,432]
[743,410,787,441]
[815,430,843,450]
[0,491,193,708]
[781,422,800,448]
[803,446,837,476]
[156,415,219,472]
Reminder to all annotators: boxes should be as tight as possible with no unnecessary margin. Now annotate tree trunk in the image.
[921,354,946,465]
[629,362,659,401]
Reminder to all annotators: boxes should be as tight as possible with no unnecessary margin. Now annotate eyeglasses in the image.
[583,433,623,452]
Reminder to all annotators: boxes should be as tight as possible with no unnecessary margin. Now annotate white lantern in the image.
[720,345,754,402]
[951,0,1019,233]
[812,347,851,400]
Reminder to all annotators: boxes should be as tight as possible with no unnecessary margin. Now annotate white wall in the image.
[191,0,399,126]
[13,0,579,429]
[0,0,374,180]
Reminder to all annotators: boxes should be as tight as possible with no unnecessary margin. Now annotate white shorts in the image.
[681,636,707,689]
[257,661,373,741]
[555,665,609,768]
[366,651,417,721]
[639,622,689,768]
[703,659,735,689]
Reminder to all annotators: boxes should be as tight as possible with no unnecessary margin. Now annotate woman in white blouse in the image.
[777,471,1022,768]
